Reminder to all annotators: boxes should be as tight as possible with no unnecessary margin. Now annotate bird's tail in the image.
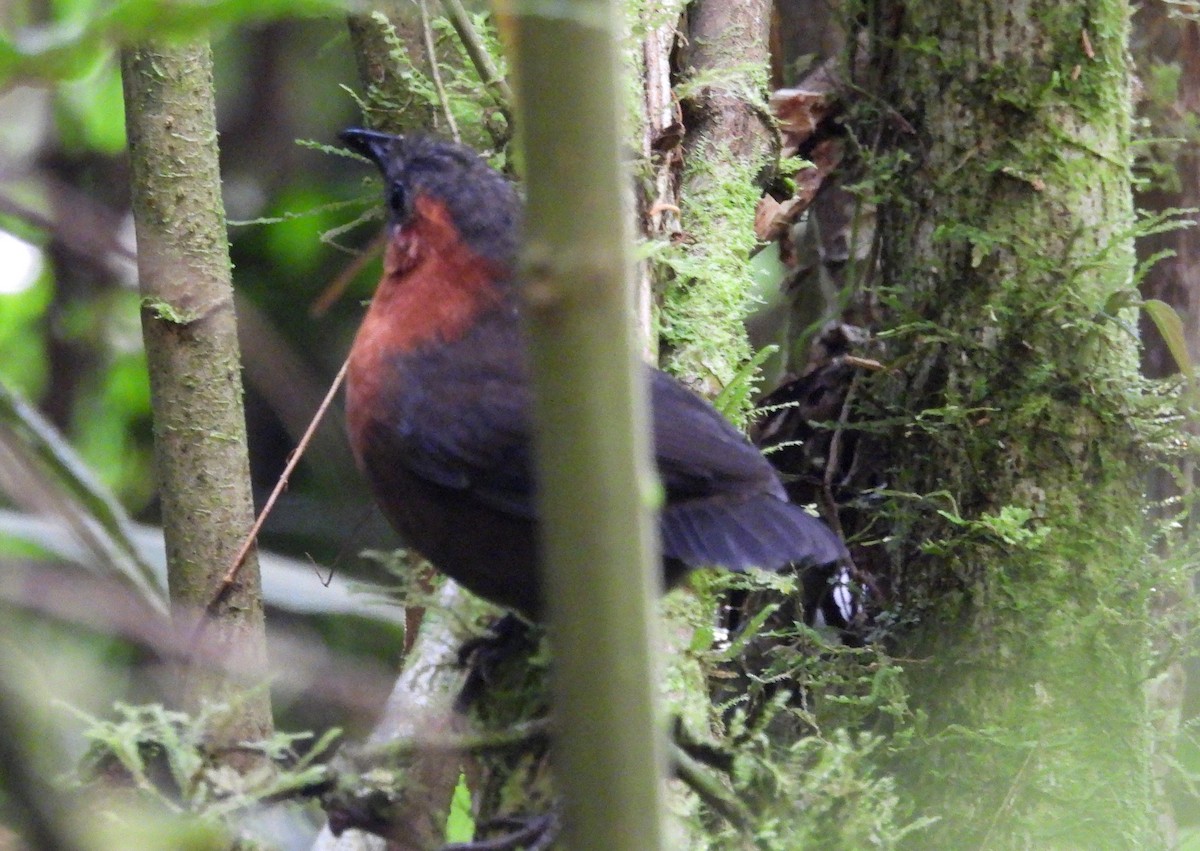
[660,495,846,572]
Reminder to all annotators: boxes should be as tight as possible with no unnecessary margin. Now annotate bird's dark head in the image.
[340,128,520,267]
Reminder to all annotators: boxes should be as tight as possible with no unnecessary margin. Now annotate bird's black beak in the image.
[339,127,400,171]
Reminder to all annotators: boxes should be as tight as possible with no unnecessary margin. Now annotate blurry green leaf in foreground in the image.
[0,0,341,84]
[1143,298,1193,380]
[0,378,162,609]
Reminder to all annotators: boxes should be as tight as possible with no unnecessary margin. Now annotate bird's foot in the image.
[441,809,561,851]
[456,613,533,667]
[455,613,543,712]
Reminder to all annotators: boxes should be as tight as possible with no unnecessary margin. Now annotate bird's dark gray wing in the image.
[383,317,539,518]
[389,341,845,569]
[650,371,846,570]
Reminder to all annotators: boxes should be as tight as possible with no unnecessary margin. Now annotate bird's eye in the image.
[388,181,410,220]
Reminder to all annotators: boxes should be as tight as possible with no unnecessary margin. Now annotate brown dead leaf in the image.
[755,195,783,241]
[652,121,685,153]
[771,87,834,156]
[755,137,847,243]
[787,138,845,226]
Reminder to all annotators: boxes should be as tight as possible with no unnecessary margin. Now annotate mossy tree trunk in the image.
[852,1,1159,845]
[121,41,273,753]
[664,0,775,404]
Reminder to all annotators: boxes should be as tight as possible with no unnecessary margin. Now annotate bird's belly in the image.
[361,450,543,617]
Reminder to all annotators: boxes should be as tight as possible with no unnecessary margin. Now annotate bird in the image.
[339,127,848,621]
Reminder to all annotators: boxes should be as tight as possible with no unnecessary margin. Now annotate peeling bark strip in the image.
[854,0,1159,845]
[121,41,272,749]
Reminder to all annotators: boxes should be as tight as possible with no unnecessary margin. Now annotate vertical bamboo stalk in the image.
[121,41,272,749]
[507,1,668,848]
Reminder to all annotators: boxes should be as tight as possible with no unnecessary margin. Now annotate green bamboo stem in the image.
[509,1,668,848]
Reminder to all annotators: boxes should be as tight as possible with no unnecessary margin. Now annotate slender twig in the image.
[207,355,351,612]
[821,370,858,542]
[308,229,386,317]
[420,0,461,143]
[978,743,1038,851]
[440,0,513,113]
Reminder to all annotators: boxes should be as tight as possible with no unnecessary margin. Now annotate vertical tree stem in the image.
[120,41,272,749]
[859,0,1156,843]
[507,0,668,848]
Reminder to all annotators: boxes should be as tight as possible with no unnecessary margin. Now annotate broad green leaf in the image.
[1143,298,1193,379]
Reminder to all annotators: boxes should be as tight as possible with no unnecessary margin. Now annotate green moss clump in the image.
[658,146,767,425]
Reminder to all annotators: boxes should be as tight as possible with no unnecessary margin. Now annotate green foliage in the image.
[712,345,777,421]
[0,270,153,508]
[0,0,339,84]
[672,62,769,103]
[72,338,153,504]
[0,257,51,400]
[658,147,767,421]
[445,771,474,843]
[1143,297,1193,379]
[55,57,127,153]
[359,9,510,155]
[65,701,338,846]
[683,567,928,848]
[707,729,934,850]
[931,501,1052,552]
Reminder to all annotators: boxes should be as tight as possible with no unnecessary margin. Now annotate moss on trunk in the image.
[853,1,1160,845]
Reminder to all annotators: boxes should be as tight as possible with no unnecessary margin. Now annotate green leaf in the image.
[1142,298,1193,379]
[0,0,342,84]
[1102,288,1139,316]
[445,771,475,842]
[712,344,778,423]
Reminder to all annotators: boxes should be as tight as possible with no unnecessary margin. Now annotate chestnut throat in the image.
[345,197,513,466]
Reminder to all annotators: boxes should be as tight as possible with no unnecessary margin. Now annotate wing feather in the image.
[385,324,843,570]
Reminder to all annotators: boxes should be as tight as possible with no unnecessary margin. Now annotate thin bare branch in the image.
[420,0,461,143]
[211,355,351,611]
[440,0,513,114]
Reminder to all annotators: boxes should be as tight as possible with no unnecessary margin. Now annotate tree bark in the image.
[313,583,482,851]
[121,41,272,751]
[854,0,1158,845]
[665,0,776,407]
[634,0,687,360]
[346,3,435,137]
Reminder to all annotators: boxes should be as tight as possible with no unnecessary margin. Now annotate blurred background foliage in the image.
[0,0,419,791]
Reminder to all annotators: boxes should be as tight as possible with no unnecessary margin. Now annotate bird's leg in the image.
[456,612,535,668]
[455,613,545,713]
